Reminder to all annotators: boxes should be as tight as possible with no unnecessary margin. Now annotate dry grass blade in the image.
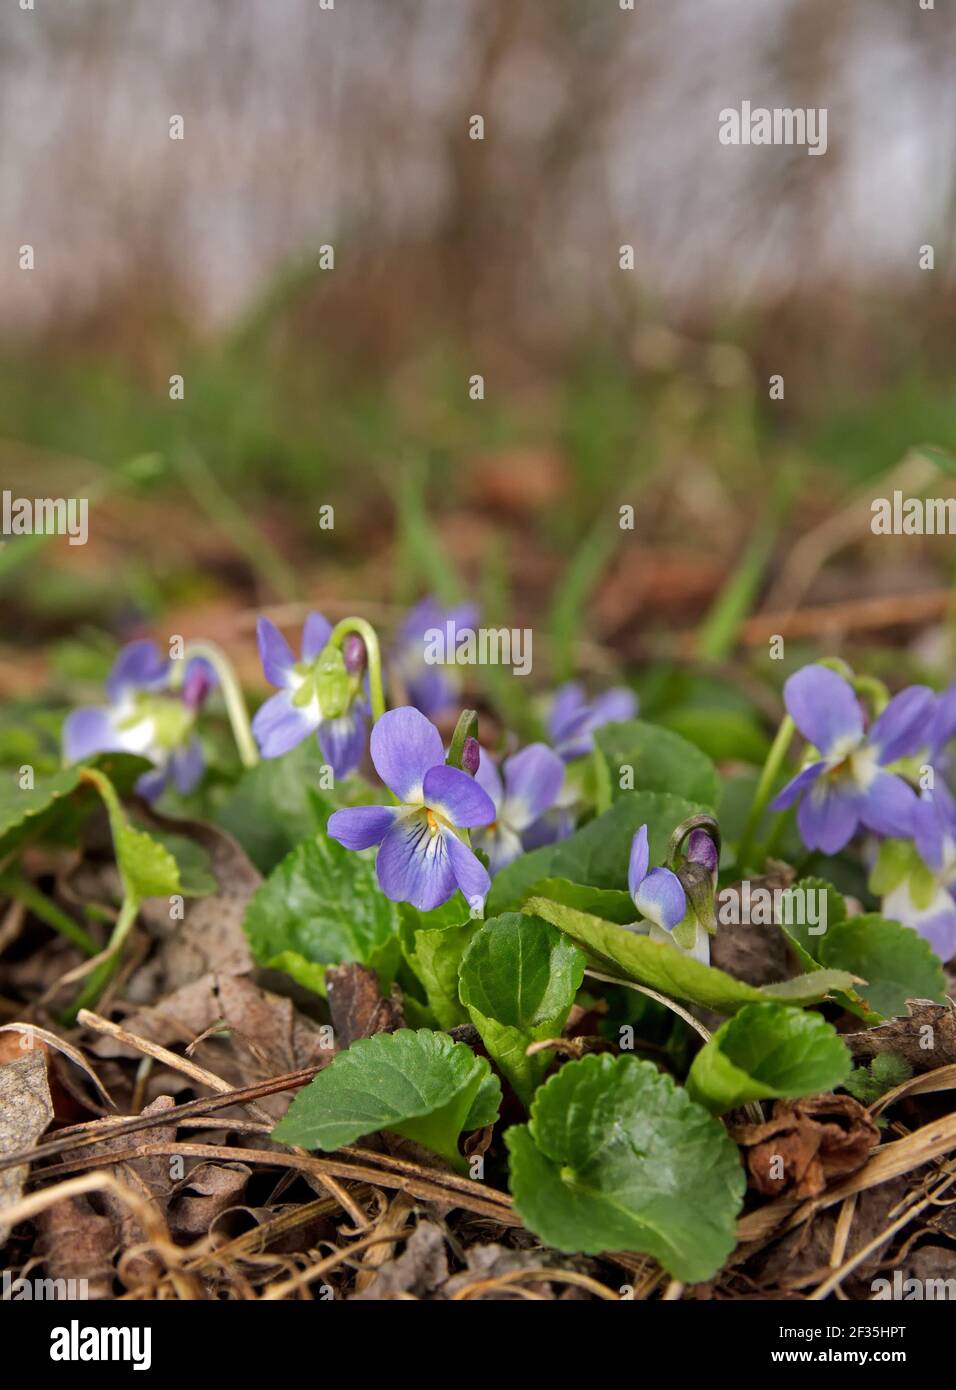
[0,1022,115,1108]
[448,1267,622,1300]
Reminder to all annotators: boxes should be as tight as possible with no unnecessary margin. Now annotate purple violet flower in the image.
[62,640,212,801]
[472,742,566,874]
[626,824,710,964]
[889,790,956,963]
[393,597,479,719]
[548,681,638,762]
[327,707,495,911]
[252,613,369,779]
[770,665,933,854]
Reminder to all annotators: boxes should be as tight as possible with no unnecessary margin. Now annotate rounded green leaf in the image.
[506,1054,745,1282]
[594,720,719,808]
[458,913,586,1107]
[686,1002,852,1114]
[244,835,401,996]
[818,915,946,1020]
[272,1028,500,1171]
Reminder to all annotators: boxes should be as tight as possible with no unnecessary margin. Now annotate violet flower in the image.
[327,707,495,911]
[472,742,565,874]
[548,681,638,762]
[770,665,933,855]
[392,597,479,718]
[884,791,956,963]
[62,640,213,801]
[252,613,369,778]
[625,824,710,964]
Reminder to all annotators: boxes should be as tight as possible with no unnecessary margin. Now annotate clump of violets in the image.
[327,707,495,911]
[770,664,933,854]
[625,824,714,964]
[62,640,214,801]
[472,742,565,874]
[392,597,479,719]
[253,613,370,778]
[548,681,638,762]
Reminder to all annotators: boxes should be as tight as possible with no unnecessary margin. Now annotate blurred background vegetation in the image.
[1,0,955,732]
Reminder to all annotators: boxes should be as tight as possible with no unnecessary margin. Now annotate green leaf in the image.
[399,899,477,1030]
[81,767,181,902]
[686,1003,852,1114]
[488,790,705,915]
[458,913,586,1107]
[595,720,719,808]
[244,835,401,997]
[526,896,860,1015]
[212,739,346,873]
[146,830,216,897]
[521,878,636,924]
[658,708,771,766]
[272,1028,500,1171]
[505,1054,745,1282]
[0,753,151,859]
[816,914,946,1020]
[778,877,846,960]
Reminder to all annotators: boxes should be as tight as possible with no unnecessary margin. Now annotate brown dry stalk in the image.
[42,1141,521,1227]
[0,1065,322,1173]
[448,1267,622,1301]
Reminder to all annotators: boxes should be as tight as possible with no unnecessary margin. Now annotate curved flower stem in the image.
[328,617,386,723]
[736,714,796,874]
[172,639,259,769]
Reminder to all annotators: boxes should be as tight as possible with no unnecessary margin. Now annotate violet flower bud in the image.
[461,735,480,776]
[343,633,366,677]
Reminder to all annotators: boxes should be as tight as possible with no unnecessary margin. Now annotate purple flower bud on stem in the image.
[461,735,480,776]
[343,633,366,677]
[182,663,213,710]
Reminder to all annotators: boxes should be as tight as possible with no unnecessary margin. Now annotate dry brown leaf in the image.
[0,1050,53,1242]
[168,1161,252,1240]
[326,963,404,1048]
[731,1093,881,1199]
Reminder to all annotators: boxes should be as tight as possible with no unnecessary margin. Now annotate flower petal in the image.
[170,738,204,794]
[135,765,170,802]
[859,771,919,839]
[444,828,491,907]
[474,747,504,812]
[685,828,718,877]
[422,764,496,828]
[62,706,122,763]
[783,665,863,757]
[589,687,638,727]
[522,808,574,851]
[252,690,318,758]
[769,760,826,811]
[370,706,444,802]
[473,822,524,875]
[318,703,368,780]
[883,884,956,964]
[870,685,936,765]
[634,867,686,932]
[376,815,457,910]
[256,617,297,688]
[501,743,565,830]
[549,682,586,742]
[328,804,400,851]
[627,825,649,899]
[106,640,168,700]
[301,611,333,661]
[796,780,861,854]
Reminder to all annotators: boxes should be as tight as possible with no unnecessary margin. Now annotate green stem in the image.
[736,715,796,873]
[0,876,99,956]
[328,617,386,723]
[64,896,139,1022]
[173,639,258,769]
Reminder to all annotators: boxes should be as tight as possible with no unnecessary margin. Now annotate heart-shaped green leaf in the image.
[244,835,401,996]
[686,1002,852,1114]
[273,1028,500,1171]
[816,914,946,1020]
[458,913,586,1107]
[506,1053,745,1281]
[595,720,719,807]
[399,898,477,1030]
[526,896,860,1014]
